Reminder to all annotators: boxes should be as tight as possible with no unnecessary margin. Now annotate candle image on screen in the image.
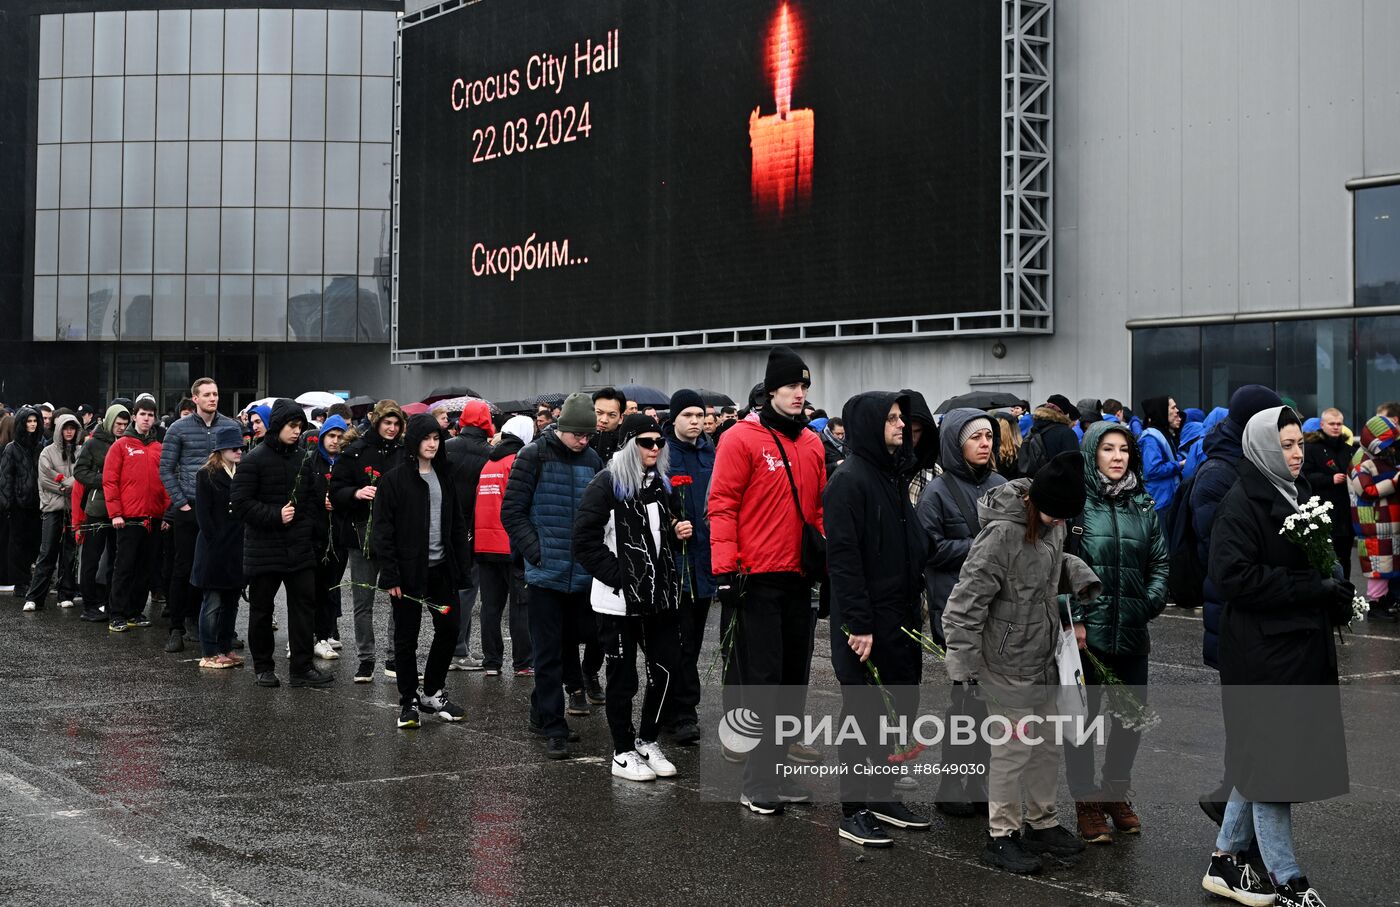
[749,3,814,220]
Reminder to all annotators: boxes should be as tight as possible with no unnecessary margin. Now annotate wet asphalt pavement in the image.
[2,589,1399,907]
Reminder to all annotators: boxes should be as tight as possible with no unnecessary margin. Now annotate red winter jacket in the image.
[103,432,170,520]
[474,450,518,557]
[709,414,825,576]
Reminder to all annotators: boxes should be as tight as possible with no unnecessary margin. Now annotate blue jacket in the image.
[1190,417,1247,669]
[500,429,601,593]
[1178,421,1206,481]
[1139,427,1181,512]
[1185,408,1228,480]
[664,423,716,598]
[159,411,242,512]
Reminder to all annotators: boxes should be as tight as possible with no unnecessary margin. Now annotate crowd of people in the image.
[5,349,1391,907]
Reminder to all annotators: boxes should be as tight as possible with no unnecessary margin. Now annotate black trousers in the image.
[7,508,41,596]
[1334,535,1355,583]
[1063,649,1149,799]
[731,573,816,800]
[598,609,683,754]
[314,546,348,640]
[247,569,316,676]
[668,592,712,727]
[167,511,200,633]
[151,520,170,597]
[79,523,114,612]
[478,558,531,670]
[392,562,461,707]
[580,609,603,680]
[0,507,11,584]
[528,586,589,739]
[110,521,158,620]
[25,510,77,603]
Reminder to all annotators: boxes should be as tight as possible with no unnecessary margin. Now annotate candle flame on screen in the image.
[776,4,791,120]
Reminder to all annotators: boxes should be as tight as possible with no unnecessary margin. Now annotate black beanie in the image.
[1045,394,1081,423]
[764,345,811,392]
[669,388,705,417]
[1227,384,1283,428]
[1030,451,1087,519]
[619,413,660,444]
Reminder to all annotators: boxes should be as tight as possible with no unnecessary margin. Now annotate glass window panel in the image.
[33,276,58,341]
[123,76,155,140]
[155,141,187,206]
[360,77,391,142]
[287,275,322,341]
[258,10,292,74]
[224,9,258,73]
[291,76,325,141]
[359,143,391,209]
[40,17,63,79]
[358,209,388,275]
[288,209,322,274]
[189,75,223,139]
[156,76,189,140]
[1275,320,1356,420]
[93,12,124,76]
[152,275,184,340]
[219,276,252,341]
[221,142,255,207]
[38,81,61,144]
[186,208,220,274]
[59,144,91,209]
[1202,324,1275,411]
[322,275,358,340]
[124,10,156,75]
[91,143,122,207]
[35,146,59,209]
[220,209,254,273]
[187,142,221,206]
[1131,327,1200,413]
[293,10,327,74]
[223,75,257,139]
[253,276,288,340]
[186,275,219,340]
[323,209,358,274]
[289,142,324,207]
[254,208,289,274]
[1357,317,1400,416]
[89,209,122,272]
[255,142,290,206]
[327,11,362,75]
[324,142,358,208]
[63,13,94,78]
[361,12,395,77]
[120,208,154,273]
[122,141,154,206]
[58,276,88,340]
[121,276,153,339]
[358,276,390,342]
[325,77,360,141]
[157,10,190,74]
[91,77,124,141]
[190,10,223,75]
[34,211,58,275]
[88,275,119,339]
[153,208,186,274]
[257,75,291,140]
[1355,186,1400,307]
[61,79,92,143]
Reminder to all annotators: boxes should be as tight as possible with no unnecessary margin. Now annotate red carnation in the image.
[364,466,374,475]
[670,475,694,488]
[55,473,65,482]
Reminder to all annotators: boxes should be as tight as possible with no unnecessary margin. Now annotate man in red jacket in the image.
[473,414,535,676]
[103,397,170,632]
[709,345,826,815]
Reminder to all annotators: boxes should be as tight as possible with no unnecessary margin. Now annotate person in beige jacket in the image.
[25,413,81,609]
[942,451,1101,875]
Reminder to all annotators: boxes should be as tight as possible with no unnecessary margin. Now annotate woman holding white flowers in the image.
[1202,406,1350,907]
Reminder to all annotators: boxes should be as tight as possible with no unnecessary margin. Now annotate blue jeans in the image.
[199,588,241,658]
[1215,793,1302,886]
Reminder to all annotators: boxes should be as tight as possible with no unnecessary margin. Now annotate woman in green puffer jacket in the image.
[1062,421,1169,845]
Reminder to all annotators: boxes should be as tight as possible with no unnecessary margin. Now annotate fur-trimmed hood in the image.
[1032,405,1073,427]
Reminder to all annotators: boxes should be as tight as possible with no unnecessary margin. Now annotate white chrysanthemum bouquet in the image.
[1280,497,1369,624]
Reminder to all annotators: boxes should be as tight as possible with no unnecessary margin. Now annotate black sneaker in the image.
[585,674,605,705]
[231,636,245,650]
[870,801,932,830]
[981,832,1042,874]
[397,705,420,729]
[420,689,465,722]
[80,608,106,623]
[1274,876,1325,907]
[108,618,128,633]
[838,810,894,847]
[739,793,784,816]
[566,690,591,716]
[935,799,977,818]
[545,736,570,759]
[163,630,184,653]
[129,615,151,628]
[527,719,580,742]
[354,660,374,683]
[383,661,397,679]
[1201,853,1277,906]
[254,671,281,688]
[671,721,702,746]
[778,780,813,804]
[289,668,334,688]
[1021,823,1087,858]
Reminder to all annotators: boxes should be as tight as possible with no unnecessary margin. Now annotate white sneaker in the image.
[313,640,340,660]
[22,601,37,612]
[0,585,15,593]
[611,750,657,782]
[327,637,343,650]
[58,600,75,609]
[635,739,677,778]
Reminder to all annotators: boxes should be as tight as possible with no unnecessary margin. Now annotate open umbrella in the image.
[432,395,494,413]
[422,385,480,405]
[694,388,735,407]
[933,391,1024,415]
[242,396,277,413]
[616,384,669,407]
[494,399,535,414]
[345,395,374,417]
[401,402,430,416]
[295,391,345,410]
[534,392,566,407]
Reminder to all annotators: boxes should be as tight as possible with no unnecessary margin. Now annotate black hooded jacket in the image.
[822,392,929,639]
[0,406,44,512]
[230,398,315,576]
[373,414,470,595]
[899,389,940,478]
[445,424,491,548]
[330,424,405,531]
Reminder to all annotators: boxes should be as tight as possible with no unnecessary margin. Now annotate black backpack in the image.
[1164,473,1206,608]
[1017,427,1050,477]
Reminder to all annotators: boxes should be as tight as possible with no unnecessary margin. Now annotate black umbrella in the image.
[534,392,566,407]
[616,384,669,407]
[422,385,480,405]
[494,399,536,414]
[933,391,1023,415]
[694,388,736,407]
[345,395,375,417]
